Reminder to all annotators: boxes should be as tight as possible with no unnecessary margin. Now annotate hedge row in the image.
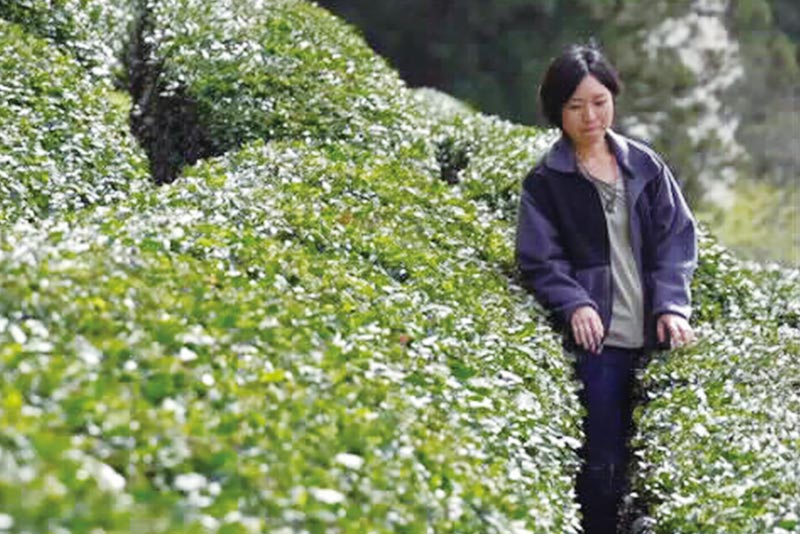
[0,0,134,80]
[1,0,798,532]
[631,237,800,534]
[125,0,438,183]
[0,19,148,224]
[0,135,584,533]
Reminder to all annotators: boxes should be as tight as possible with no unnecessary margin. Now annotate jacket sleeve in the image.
[649,163,698,320]
[515,182,597,325]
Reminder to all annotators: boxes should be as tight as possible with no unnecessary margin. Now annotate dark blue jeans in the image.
[574,345,641,534]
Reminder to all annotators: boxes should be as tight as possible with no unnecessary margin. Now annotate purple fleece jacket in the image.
[515,129,697,350]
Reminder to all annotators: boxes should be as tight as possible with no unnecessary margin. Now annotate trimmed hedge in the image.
[415,87,559,214]
[0,19,148,224]
[129,0,433,183]
[1,1,797,532]
[0,136,584,533]
[0,0,134,80]
[630,234,800,534]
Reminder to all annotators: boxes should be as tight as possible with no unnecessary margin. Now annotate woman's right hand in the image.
[571,305,604,354]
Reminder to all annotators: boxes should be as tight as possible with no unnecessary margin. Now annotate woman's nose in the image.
[583,105,596,122]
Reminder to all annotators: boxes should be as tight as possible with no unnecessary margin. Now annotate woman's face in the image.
[561,74,614,149]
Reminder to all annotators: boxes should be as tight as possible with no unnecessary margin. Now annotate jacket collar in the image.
[544,128,636,178]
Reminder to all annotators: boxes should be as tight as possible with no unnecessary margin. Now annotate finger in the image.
[589,317,603,353]
[669,324,684,347]
[679,324,694,346]
[686,325,696,345]
[576,321,594,353]
[581,322,596,353]
[594,316,605,344]
[657,319,666,343]
[679,321,694,344]
[584,316,598,352]
[573,322,587,350]
[583,330,595,353]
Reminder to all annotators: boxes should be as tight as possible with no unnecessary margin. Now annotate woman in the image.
[515,45,697,533]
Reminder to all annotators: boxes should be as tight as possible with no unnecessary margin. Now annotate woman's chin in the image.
[575,129,606,146]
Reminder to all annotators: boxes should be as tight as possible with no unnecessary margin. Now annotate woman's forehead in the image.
[569,76,611,100]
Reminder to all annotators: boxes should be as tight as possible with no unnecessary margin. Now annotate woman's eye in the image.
[594,100,607,106]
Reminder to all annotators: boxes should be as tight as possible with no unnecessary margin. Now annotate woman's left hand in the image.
[657,313,695,348]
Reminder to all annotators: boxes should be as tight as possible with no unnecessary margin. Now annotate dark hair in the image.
[539,44,621,128]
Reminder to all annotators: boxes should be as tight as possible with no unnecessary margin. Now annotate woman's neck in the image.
[573,138,611,163]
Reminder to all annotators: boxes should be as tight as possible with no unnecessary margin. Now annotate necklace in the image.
[577,159,619,213]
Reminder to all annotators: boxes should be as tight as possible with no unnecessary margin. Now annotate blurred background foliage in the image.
[317,0,800,265]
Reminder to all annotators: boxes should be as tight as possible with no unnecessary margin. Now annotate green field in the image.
[0,1,797,533]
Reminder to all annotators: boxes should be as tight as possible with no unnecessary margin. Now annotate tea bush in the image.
[1,1,798,532]
[630,236,800,533]
[0,0,134,80]
[128,0,435,183]
[415,87,559,222]
[0,136,584,533]
[0,19,148,224]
